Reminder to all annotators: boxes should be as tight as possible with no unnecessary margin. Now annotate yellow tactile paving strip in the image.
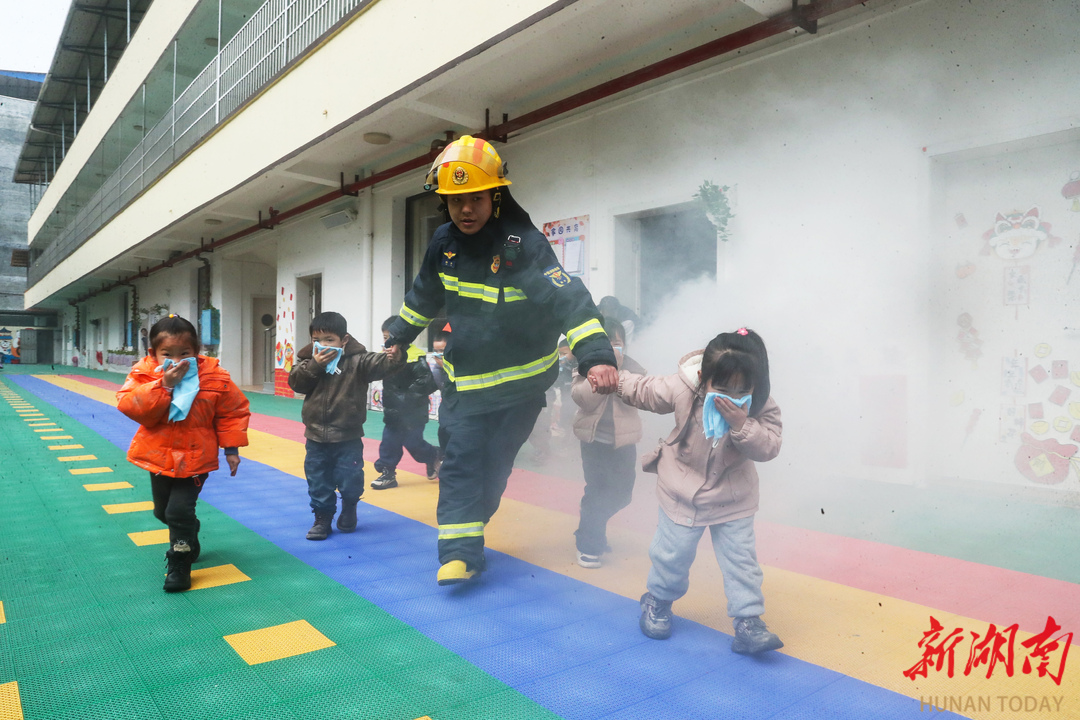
[69,467,114,476]
[30,374,1080,719]
[127,529,171,546]
[189,564,252,591]
[223,620,336,665]
[102,500,156,514]
[0,681,23,720]
[83,482,134,491]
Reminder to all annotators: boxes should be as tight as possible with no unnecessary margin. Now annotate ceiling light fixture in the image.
[363,132,392,145]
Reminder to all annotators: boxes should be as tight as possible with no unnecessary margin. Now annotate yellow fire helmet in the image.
[423,135,511,195]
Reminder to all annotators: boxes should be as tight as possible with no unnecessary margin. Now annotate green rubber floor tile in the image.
[191,596,304,637]
[286,678,416,720]
[12,628,128,678]
[0,566,90,600]
[2,586,86,620]
[2,605,112,648]
[91,572,178,605]
[435,688,565,720]
[37,691,167,720]
[0,540,72,563]
[98,595,197,630]
[382,654,512,716]
[301,605,409,645]
[116,613,224,656]
[337,627,460,674]
[130,638,248,689]
[251,645,377,702]
[149,667,282,720]
[0,643,15,683]
[0,555,77,584]
[15,656,149,719]
[223,702,301,720]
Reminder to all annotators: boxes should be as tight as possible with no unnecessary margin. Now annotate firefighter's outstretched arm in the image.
[385,240,445,348]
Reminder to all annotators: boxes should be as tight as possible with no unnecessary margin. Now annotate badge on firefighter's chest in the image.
[442,250,457,269]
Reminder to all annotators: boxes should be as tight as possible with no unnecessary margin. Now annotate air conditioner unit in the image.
[320,208,357,230]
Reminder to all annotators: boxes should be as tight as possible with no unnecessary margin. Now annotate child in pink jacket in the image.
[617,328,784,654]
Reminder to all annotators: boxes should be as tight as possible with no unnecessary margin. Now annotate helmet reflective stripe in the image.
[565,318,606,352]
[423,135,511,195]
[400,303,433,328]
[438,521,484,539]
[448,349,560,392]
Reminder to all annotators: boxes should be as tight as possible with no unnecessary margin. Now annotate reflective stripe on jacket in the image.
[387,212,615,415]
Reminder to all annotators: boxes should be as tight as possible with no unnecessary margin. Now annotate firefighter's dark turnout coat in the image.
[386,203,616,414]
[386,193,616,572]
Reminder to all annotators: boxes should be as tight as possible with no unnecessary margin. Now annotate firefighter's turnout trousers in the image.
[436,395,545,571]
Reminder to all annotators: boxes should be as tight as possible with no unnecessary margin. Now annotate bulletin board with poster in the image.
[542,215,589,286]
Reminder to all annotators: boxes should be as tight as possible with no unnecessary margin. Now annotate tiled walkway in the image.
[0,366,1076,719]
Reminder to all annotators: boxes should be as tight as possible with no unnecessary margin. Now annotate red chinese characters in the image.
[904,616,1071,686]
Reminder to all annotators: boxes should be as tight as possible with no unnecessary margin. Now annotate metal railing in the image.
[30,0,366,287]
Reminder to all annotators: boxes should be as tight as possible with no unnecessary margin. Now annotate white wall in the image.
[474,0,1080,489]
[52,0,1080,493]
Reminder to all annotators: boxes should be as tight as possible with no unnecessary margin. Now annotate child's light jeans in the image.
[646,507,766,619]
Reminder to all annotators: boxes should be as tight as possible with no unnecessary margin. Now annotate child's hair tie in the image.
[736,327,749,336]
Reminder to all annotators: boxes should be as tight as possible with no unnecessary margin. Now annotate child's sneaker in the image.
[371,469,397,490]
[731,616,784,654]
[576,550,602,569]
[639,592,672,640]
[426,452,442,481]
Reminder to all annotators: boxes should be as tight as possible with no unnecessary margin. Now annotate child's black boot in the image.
[371,469,397,490]
[337,501,358,533]
[731,616,784,654]
[306,509,334,540]
[163,541,194,592]
[639,592,672,640]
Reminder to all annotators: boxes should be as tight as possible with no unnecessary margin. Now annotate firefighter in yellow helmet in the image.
[385,135,619,585]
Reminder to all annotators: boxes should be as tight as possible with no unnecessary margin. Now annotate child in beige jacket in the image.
[570,321,646,568]
[617,328,784,654]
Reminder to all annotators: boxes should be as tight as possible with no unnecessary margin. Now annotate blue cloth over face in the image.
[703,392,752,446]
[163,357,199,422]
[313,342,344,374]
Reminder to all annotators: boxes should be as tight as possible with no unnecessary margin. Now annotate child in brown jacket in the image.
[288,311,403,540]
[617,328,784,654]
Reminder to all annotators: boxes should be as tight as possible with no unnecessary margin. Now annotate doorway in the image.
[295,274,322,349]
[252,296,276,390]
[405,191,448,348]
[621,204,717,326]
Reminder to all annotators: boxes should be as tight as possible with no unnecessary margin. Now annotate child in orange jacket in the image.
[117,315,250,592]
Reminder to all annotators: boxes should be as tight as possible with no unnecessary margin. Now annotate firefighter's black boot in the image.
[306,510,334,540]
[163,541,194,592]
